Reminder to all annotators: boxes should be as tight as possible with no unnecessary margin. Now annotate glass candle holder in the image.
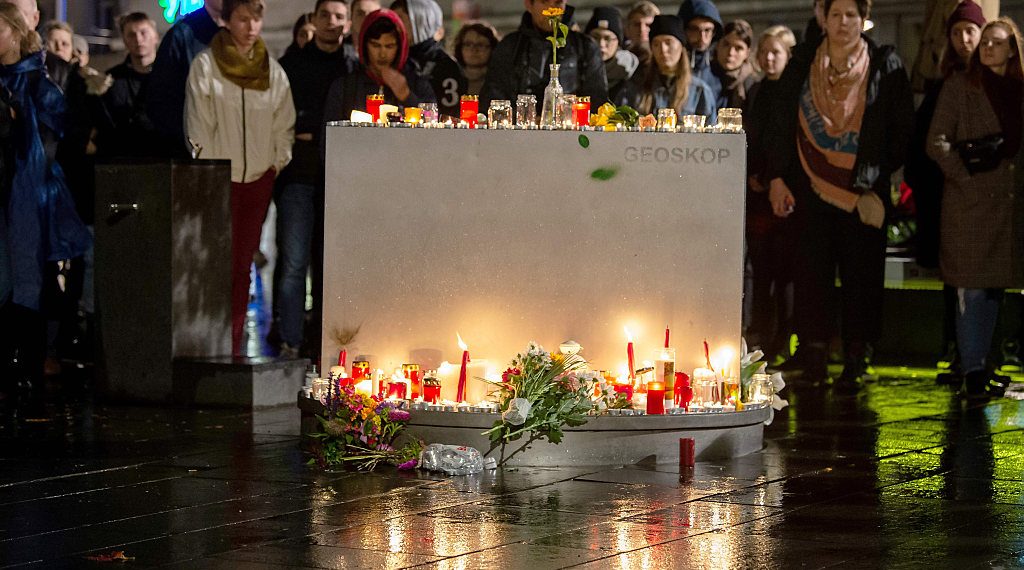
[404,106,422,125]
[572,96,591,128]
[693,368,717,406]
[652,348,676,398]
[656,108,677,130]
[718,108,743,132]
[487,99,513,128]
[460,95,479,128]
[682,114,706,132]
[558,94,576,129]
[516,94,537,126]
[722,376,740,405]
[418,102,438,125]
[366,94,384,122]
[311,378,329,401]
[749,373,773,405]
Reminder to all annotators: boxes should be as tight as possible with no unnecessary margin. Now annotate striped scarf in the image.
[797,39,869,212]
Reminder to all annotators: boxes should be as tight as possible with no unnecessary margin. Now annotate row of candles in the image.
[306,329,774,416]
[353,93,743,133]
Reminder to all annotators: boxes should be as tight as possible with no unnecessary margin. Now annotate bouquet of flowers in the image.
[309,385,422,471]
[483,342,600,462]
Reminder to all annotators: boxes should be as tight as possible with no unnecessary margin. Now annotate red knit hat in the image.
[947,0,986,33]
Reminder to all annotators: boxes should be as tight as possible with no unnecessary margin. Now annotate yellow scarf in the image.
[210,29,270,91]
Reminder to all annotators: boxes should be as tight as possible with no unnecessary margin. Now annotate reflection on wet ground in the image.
[2,367,1024,568]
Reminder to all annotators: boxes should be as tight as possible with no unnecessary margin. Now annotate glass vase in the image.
[540,64,562,127]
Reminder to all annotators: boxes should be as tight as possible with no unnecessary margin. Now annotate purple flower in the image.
[397,458,418,470]
[389,409,411,421]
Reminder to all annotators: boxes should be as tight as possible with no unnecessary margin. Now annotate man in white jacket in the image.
[185,0,295,355]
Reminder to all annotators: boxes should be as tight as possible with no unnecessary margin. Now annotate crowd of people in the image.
[0,0,1018,402]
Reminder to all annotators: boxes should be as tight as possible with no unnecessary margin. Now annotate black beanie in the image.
[585,7,625,44]
[649,15,686,46]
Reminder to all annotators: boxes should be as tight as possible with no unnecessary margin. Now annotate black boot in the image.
[834,342,872,392]
[963,370,991,400]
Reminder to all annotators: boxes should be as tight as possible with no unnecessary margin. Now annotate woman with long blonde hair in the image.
[0,3,90,384]
[622,14,715,121]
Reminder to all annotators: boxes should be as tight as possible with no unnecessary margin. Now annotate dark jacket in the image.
[145,7,220,155]
[408,39,466,119]
[279,42,356,187]
[481,12,608,112]
[96,58,164,159]
[46,56,94,224]
[765,35,915,210]
[618,69,717,122]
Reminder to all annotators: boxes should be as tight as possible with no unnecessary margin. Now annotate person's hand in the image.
[380,67,411,102]
[749,175,766,193]
[769,178,795,218]
[296,133,313,142]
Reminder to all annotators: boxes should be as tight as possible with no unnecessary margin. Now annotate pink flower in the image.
[502,367,522,382]
[397,459,418,470]
[389,410,411,422]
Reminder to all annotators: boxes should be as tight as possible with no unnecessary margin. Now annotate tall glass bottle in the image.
[540,64,562,127]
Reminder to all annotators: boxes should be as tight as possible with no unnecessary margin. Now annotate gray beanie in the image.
[404,0,443,45]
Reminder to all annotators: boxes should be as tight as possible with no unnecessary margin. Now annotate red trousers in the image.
[231,168,275,354]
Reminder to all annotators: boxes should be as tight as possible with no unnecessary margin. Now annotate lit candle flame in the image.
[623,326,633,342]
[457,332,468,351]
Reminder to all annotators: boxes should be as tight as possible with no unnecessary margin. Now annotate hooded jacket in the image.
[322,9,435,124]
[404,0,466,118]
[678,0,723,104]
[481,11,608,112]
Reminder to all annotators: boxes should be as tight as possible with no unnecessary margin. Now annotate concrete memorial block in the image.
[323,127,746,395]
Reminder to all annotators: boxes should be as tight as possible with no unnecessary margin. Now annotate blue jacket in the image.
[145,8,220,155]
[619,71,718,124]
[0,52,90,310]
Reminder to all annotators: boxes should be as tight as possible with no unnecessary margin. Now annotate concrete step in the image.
[173,356,308,408]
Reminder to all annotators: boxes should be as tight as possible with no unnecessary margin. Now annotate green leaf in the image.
[590,167,619,181]
[578,134,590,148]
[559,23,569,37]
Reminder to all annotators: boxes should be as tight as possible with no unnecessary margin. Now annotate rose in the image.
[502,367,521,382]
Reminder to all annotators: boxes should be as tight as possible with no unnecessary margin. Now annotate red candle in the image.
[423,378,441,403]
[572,96,590,128]
[366,94,384,122]
[664,327,670,349]
[387,381,407,400]
[624,327,636,381]
[674,372,693,409]
[338,349,347,367]
[647,381,665,414]
[460,95,479,128]
[456,333,469,402]
[680,437,695,468]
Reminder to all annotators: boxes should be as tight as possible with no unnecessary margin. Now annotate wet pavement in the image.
[2,367,1024,569]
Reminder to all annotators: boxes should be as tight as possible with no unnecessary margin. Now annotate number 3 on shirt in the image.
[441,78,459,108]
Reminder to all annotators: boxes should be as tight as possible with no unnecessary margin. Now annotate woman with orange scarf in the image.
[764,0,913,387]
